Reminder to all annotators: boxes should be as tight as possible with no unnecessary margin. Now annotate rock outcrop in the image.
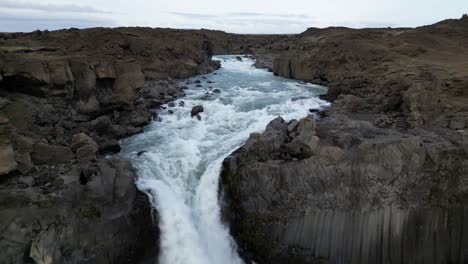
[0,157,158,264]
[221,115,468,264]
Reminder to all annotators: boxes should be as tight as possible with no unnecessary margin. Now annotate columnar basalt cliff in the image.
[0,27,275,263]
[222,115,468,263]
[221,16,468,264]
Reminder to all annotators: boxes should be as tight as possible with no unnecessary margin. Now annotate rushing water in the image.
[120,55,329,264]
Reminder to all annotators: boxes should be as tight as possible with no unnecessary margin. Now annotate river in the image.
[120,55,329,264]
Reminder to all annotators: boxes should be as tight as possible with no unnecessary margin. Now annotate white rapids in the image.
[120,55,329,264]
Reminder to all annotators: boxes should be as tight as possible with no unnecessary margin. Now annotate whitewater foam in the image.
[120,55,329,264]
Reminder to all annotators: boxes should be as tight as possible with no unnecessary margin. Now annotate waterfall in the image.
[120,55,329,264]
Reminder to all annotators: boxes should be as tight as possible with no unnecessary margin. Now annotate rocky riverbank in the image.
[221,16,468,263]
[0,27,279,263]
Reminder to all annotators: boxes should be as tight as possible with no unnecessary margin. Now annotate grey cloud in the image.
[0,18,113,32]
[170,12,218,19]
[168,11,401,33]
[0,0,112,14]
[0,0,116,32]
[226,12,310,19]
[169,11,316,33]
[171,11,313,21]
[0,10,116,32]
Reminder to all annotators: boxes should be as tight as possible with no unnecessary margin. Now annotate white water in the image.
[120,56,329,264]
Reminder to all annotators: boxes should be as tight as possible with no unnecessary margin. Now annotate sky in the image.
[0,0,467,34]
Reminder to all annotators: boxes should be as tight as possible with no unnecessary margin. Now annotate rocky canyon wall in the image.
[222,16,468,264]
[0,27,273,263]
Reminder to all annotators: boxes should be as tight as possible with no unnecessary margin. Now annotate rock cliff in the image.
[222,115,468,263]
[222,16,468,264]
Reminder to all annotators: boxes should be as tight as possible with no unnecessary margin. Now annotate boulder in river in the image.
[213,89,221,93]
[191,105,204,117]
[236,56,243,61]
[136,150,147,156]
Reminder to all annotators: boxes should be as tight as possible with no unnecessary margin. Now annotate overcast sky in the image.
[0,0,467,33]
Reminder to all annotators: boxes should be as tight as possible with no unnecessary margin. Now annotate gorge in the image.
[0,15,467,264]
[120,55,328,264]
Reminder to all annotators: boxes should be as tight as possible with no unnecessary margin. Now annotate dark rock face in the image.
[253,54,276,70]
[0,157,158,264]
[0,77,169,263]
[221,115,468,264]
